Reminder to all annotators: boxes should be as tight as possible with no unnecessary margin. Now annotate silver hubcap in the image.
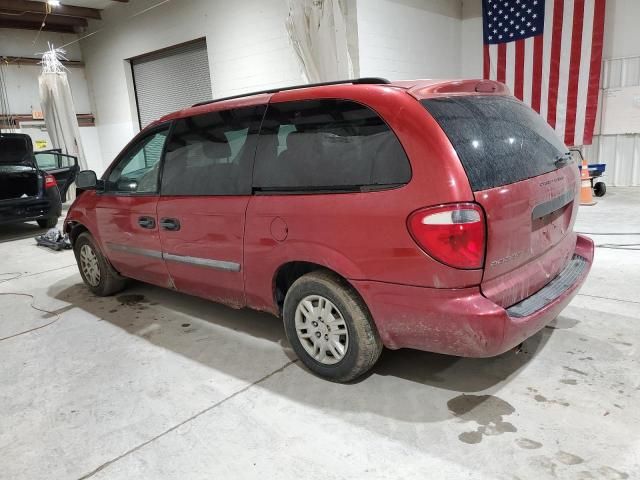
[295,295,349,365]
[79,244,101,287]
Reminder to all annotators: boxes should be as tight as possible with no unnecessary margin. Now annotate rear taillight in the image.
[408,203,486,270]
[44,175,57,189]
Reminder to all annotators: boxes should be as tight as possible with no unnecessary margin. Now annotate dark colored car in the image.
[65,78,594,382]
[0,133,78,228]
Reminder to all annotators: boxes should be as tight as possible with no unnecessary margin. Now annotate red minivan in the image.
[67,78,594,381]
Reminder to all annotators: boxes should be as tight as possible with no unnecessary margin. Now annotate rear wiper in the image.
[554,152,572,167]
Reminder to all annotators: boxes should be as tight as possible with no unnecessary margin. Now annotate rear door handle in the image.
[138,216,156,229]
[160,218,181,231]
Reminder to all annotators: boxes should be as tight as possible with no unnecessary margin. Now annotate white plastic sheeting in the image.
[581,56,640,186]
[286,0,354,83]
[601,56,640,89]
[583,134,640,186]
[39,47,87,199]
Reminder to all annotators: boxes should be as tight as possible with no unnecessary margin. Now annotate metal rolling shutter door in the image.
[132,39,212,128]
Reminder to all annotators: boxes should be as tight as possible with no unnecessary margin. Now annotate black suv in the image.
[0,133,78,228]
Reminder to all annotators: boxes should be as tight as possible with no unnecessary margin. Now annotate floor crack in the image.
[577,293,640,305]
[76,359,298,480]
[0,264,76,285]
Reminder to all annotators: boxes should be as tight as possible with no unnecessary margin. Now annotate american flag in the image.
[482,0,606,146]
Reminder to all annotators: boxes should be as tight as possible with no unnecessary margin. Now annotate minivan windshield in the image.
[421,95,569,191]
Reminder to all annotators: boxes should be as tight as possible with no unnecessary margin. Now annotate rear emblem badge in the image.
[490,251,525,267]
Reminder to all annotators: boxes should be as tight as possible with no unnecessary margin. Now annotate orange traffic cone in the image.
[580,156,596,206]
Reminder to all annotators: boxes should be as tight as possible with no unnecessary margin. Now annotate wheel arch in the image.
[272,261,367,317]
[66,221,91,246]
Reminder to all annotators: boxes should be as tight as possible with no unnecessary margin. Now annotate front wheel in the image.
[283,271,383,382]
[73,232,127,296]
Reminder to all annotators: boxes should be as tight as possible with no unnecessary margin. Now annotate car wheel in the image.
[73,232,127,296]
[283,270,383,382]
[594,181,606,197]
[37,217,59,229]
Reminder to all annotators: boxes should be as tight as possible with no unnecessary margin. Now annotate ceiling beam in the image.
[1,55,84,66]
[0,0,101,20]
[0,11,88,26]
[0,18,76,32]
[0,11,89,33]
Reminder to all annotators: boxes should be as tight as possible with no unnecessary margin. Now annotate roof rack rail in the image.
[192,77,391,107]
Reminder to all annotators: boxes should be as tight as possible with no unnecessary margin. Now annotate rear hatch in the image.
[422,95,580,308]
[0,134,40,202]
[0,164,40,200]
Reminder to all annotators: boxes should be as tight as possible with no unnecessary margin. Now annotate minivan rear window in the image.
[421,96,569,192]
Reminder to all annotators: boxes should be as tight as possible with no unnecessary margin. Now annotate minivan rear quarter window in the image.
[253,99,411,192]
[421,96,569,192]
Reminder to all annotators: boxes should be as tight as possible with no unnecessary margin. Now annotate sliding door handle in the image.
[138,216,156,229]
[160,218,181,231]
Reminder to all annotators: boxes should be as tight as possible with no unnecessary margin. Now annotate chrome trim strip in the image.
[106,242,241,272]
[107,242,163,259]
[163,253,241,272]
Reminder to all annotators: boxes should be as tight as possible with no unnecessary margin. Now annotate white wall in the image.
[461,0,483,78]
[2,64,92,115]
[602,0,640,60]
[80,0,302,170]
[0,29,82,60]
[357,0,463,79]
[587,0,640,186]
[0,29,103,173]
[0,29,87,114]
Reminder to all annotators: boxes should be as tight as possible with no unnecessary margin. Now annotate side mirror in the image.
[76,170,98,189]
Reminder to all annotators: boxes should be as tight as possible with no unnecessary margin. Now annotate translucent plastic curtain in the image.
[286,0,354,83]
[39,72,87,170]
[39,49,87,201]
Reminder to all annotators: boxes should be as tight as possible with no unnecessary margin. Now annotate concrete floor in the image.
[1,189,639,480]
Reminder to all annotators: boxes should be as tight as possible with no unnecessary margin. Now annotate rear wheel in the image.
[37,217,58,229]
[73,232,127,296]
[594,181,606,197]
[283,271,382,382]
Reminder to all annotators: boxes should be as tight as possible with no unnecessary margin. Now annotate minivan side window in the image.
[161,105,266,196]
[107,127,169,194]
[253,99,411,191]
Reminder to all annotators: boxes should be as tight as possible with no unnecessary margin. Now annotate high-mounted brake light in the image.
[44,174,57,189]
[408,203,486,270]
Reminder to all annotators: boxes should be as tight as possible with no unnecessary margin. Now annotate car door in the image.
[156,104,266,308]
[95,124,172,288]
[34,150,79,200]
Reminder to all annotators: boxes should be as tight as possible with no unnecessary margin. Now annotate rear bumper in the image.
[0,189,60,225]
[353,234,594,357]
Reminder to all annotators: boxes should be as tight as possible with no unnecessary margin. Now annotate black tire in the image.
[73,232,127,296]
[37,217,59,229]
[594,181,606,197]
[283,270,383,382]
